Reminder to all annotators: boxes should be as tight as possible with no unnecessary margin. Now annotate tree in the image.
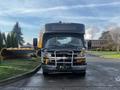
[0,32,6,50]
[0,32,6,63]
[100,24,120,52]
[108,25,120,52]
[11,32,18,47]
[0,31,3,50]
[6,32,18,48]
[2,33,7,47]
[99,31,112,40]
[99,31,114,50]
[12,22,24,47]
[6,33,12,48]
[85,26,100,40]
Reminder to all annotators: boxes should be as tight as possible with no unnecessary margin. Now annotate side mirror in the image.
[33,38,38,49]
[41,48,47,52]
[38,48,47,57]
[37,49,41,57]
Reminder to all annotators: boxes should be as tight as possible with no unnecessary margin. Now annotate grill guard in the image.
[54,50,74,67]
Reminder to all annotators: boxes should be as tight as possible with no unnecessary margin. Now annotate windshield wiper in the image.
[69,43,82,47]
[62,43,83,48]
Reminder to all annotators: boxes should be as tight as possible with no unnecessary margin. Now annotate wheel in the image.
[81,71,86,76]
[43,71,48,76]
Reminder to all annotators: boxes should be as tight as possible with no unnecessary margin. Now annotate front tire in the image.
[81,71,86,76]
[43,71,48,76]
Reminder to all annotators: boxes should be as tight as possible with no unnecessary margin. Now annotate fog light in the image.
[76,59,85,63]
[76,60,82,63]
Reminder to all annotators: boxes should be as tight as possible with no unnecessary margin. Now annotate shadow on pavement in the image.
[43,73,86,80]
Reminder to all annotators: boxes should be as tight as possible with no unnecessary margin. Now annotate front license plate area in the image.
[57,64,71,71]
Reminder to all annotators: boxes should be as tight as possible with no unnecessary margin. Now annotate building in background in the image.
[86,40,108,50]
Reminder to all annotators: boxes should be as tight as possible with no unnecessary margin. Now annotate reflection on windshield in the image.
[45,36,83,48]
[57,37,71,44]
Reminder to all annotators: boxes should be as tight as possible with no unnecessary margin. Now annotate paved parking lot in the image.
[1,55,120,90]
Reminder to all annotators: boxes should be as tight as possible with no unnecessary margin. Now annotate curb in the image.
[0,63,41,86]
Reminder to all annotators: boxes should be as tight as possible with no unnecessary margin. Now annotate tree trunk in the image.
[117,44,120,53]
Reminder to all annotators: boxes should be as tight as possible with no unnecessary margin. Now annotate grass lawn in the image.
[88,51,120,59]
[0,58,41,81]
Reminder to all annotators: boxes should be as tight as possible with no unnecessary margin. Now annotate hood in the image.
[42,48,82,52]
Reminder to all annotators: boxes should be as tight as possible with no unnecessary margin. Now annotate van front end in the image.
[40,22,86,76]
[42,49,87,75]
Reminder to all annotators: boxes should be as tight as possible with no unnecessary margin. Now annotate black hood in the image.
[42,48,82,52]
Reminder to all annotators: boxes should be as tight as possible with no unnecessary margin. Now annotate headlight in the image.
[44,52,51,58]
[77,49,85,57]
[47,53,51,57]
[76,51,85,57]
[80,51,85,57]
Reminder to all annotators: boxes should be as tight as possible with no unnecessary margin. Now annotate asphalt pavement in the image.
[1,55,120,90]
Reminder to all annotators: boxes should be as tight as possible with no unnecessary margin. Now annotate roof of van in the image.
[45,22,85,34]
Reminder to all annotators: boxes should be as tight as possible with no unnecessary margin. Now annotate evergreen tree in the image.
[6,33,12,48]
[0,32,3,50]
[12,22,24,47]
[0,32,7,50]
[11,32,18,47]
[0,22,24,48]
[2,33,7,47]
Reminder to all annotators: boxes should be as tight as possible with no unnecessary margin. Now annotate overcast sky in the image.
[0,0,120,43]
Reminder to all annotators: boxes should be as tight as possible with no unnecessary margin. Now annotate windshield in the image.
[45,36,83,49]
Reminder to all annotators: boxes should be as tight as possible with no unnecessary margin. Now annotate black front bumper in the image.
[42,64,87,73]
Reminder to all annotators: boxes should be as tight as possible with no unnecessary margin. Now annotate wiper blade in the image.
[69,43,83,47]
